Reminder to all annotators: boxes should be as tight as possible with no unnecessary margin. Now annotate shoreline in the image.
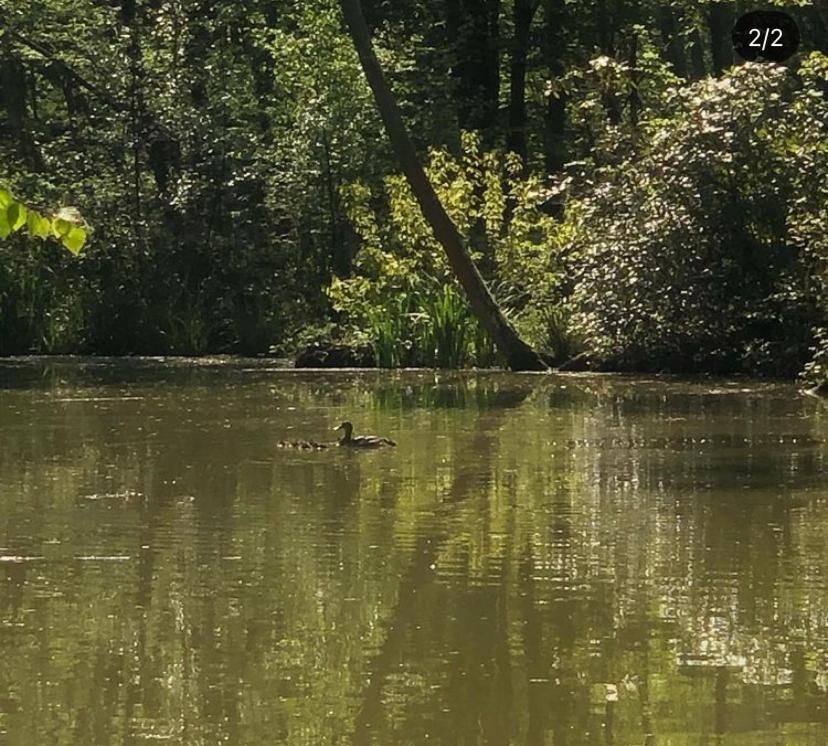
[0,354,823,394]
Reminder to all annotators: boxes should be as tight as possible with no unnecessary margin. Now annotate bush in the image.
[803,329,828,387]
[566,57,828,376]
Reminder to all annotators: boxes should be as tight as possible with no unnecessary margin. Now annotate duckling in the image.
[335,421,396,448]
[277,439,331,451]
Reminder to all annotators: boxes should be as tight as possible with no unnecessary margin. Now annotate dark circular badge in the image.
[732,11,799,63]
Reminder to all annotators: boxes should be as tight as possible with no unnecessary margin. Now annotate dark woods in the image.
[0,0,826,381]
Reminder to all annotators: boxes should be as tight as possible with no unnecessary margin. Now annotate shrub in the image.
[566,57,828,376]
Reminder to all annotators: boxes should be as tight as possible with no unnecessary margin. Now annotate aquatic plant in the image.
[366,295,421,368]
[420,285,472,368]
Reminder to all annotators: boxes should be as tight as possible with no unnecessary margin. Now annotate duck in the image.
[335,421,396,448]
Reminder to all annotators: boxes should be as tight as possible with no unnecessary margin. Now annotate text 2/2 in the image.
[732,11,799,63]
[747,27,783,52]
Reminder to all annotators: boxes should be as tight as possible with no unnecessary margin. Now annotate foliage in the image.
[0,188,88,353]
[0,0,826,374]
[328,132,565,366]
[421,284,473,368]
[804,329,828,386]
[0,0,390,354]
[0,187,87,254]
[565,59,828,375]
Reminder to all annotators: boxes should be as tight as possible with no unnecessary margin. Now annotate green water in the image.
[1,359,827,745]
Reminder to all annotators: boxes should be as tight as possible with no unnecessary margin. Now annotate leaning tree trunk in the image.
[340,0,547,371]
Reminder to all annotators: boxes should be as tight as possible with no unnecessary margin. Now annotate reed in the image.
[420,284,472,368]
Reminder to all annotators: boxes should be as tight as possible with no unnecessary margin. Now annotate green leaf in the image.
[39,216,53,239]
[0,193,86,253]
[27,209,51,240]
[61,226,87,255]
[52,217,73,238]
[7,201,27,232]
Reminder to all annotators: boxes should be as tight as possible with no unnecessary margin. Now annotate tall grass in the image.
[367,295,420,368]
[0,240,85,354]
[420,285,471,368]
[541,305,584,363]
[515,303,584,364]
[368,311,403,368]
[166,304,211,355]
[365,284,500,368]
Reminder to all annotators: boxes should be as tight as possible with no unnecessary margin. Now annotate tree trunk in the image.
[688,27,707,78]
[595,0,613,54]
[340,0,547,371]
[0,54,44,170]
[543,0,568,173]
[628,33,641,127]
[809,2,828,53]
[658,5,688,78]
[445,0,501,136]
[506,0,539,164]
[709,2,735,76]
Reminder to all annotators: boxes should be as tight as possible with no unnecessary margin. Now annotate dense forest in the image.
[0,0,826,383]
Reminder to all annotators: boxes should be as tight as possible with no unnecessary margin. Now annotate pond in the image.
[0,359,826,744]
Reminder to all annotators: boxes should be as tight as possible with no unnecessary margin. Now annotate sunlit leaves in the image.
[0,188,12,238]
[60,225,88,255]
[27,209,51,239]
[567,61,828,376]
[803,328,828,386]
[7,201,27,231]
[0,186,87,254]
[330,131,566,361]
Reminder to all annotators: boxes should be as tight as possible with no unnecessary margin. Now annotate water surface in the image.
[1,359,826,744]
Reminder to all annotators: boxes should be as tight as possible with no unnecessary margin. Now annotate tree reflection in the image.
[0,365,826,743]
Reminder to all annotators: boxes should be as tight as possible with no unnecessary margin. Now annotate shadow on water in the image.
[0,359,826,744]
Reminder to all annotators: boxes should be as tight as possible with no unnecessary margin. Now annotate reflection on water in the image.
[0,359,826,744]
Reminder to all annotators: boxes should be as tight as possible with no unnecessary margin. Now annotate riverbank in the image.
[1,355,824,400]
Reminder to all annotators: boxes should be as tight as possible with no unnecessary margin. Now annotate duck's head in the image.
[334,421,354,438]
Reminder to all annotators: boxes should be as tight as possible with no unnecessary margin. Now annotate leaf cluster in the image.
[566,57,828,376]
[0,188,87,254]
